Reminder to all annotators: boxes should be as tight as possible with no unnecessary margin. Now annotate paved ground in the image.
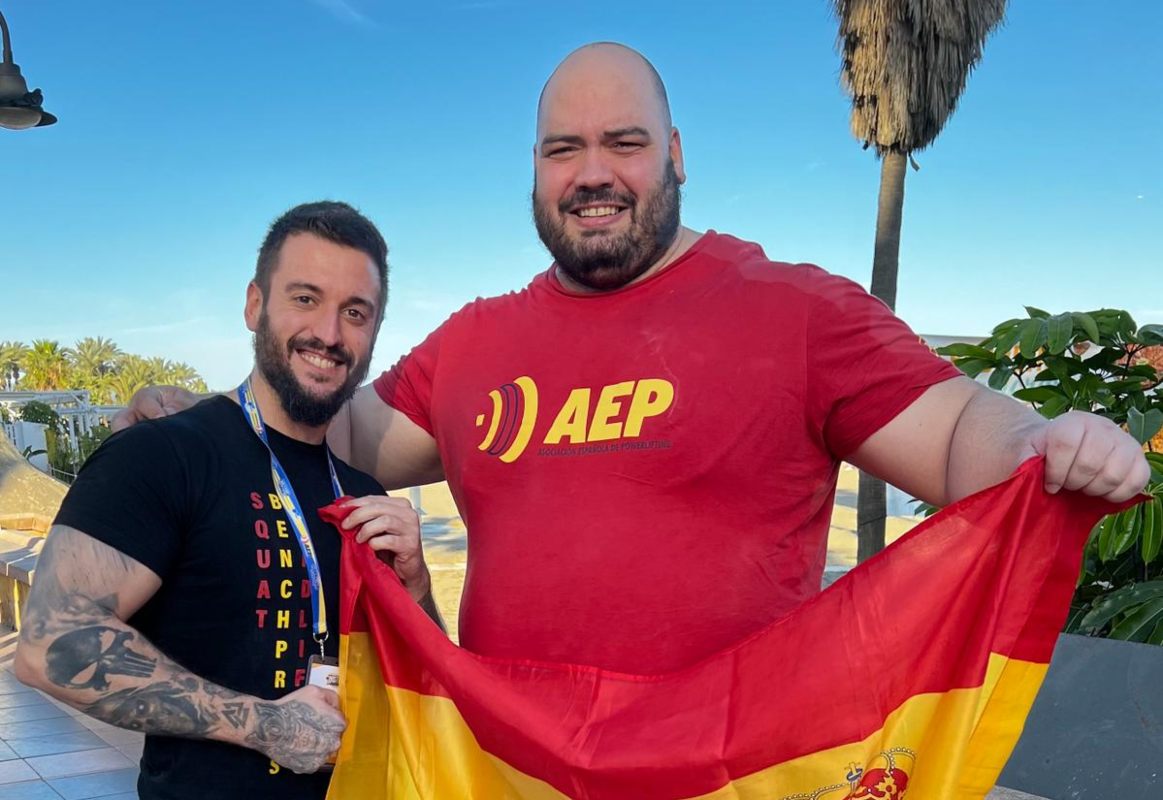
[0,628,140,799]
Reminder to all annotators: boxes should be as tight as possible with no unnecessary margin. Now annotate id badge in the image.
[307,654,340,693]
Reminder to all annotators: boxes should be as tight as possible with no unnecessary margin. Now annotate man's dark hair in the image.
[254,201,389,323]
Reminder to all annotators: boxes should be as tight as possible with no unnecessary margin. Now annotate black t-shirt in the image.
[55,395,384,800]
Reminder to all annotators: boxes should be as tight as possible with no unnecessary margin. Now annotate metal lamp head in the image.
[0,10,56,130]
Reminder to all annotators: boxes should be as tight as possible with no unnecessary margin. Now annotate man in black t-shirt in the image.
[14,202,440,799]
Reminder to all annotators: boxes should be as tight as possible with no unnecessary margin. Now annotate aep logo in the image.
[476,376,674,463]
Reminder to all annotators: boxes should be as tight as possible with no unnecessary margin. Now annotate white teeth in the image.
[577,206,621,218]
[300,352,339,369]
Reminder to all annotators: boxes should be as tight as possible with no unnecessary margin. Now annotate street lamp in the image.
[0,9,56,130]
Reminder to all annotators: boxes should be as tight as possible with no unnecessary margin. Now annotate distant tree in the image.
[0,340,28,391]
[71,336,122,379]
[165,361,208,393]
[2,337,207,406]
[18,339,73,391]
[108,355,158,406]
[832,0,1007,562]
[69,337,123,404]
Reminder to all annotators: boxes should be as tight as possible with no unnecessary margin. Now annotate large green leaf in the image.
[1077,579,1163,630]
[1072,312,1101,343]
[1018,318,1047,358]
[1046,314,1074,354]
[1148,617,1163,646]
[1037,395,1070,419]
[1109,597,1163,642]
[993,325,1024,358]
[1012,387,1065,404]
[1146,452,1163,483]
[937,343,995,359]
[954,358,991,379]
[1097,512,1121,563]
[987,368,1011,391]
[1111,504,1142,558]
[1136,324,1163,345]
[1142,498,1162,566]
[1127,408,1163,445]
[991,318,1024,336]
[1116,310,1139,339]
[1024,305,1050,319]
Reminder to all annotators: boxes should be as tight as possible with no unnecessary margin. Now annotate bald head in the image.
[531,42,686,292]
[537,43,672,139]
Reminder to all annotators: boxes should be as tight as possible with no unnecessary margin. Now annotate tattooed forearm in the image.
[14,525,255,744]
[45,627,157,690]
[27,615,255,740]
[84,680,217,736]
[15,525,345,773]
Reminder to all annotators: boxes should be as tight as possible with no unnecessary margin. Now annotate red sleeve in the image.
[803,270,961,459]
[373,323,446,438]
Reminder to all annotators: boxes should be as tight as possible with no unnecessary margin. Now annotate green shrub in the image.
[938,307,1163,644]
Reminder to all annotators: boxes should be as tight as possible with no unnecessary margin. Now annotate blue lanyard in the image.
[237,380,343,654]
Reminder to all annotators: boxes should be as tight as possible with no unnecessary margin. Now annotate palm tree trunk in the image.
[856,151,908,563]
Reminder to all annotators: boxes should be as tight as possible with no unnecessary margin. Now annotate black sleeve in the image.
[54,422,190,579]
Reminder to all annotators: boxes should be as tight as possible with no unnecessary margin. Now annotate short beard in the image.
[533,159,682,291]
[253,310,370,429]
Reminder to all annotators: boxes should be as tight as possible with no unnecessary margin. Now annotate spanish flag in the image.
[321,460,1129,800]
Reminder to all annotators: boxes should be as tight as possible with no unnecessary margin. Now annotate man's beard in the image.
[533,159,682,291]
[253,310,370,428]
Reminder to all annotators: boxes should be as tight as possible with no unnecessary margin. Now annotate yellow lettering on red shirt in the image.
[624,379,674,437]
[588,381,635,442]
[543,388,590,444]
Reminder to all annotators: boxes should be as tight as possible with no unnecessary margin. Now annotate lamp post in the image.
[0,9,56,130]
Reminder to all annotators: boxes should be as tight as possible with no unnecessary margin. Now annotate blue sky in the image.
[1,0,1159,390]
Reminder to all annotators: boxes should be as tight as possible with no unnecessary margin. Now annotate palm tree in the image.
[0,340,28,391]
[70,337,123,404]
[18,339,73,391]
[164,361,208,393]
[107,355,158,406]
[71,336,122,379]
[832,0,1007,561]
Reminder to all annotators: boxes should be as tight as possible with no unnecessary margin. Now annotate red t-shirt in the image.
[375,232,959,673]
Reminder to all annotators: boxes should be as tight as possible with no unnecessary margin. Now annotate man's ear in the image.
[669,127,686,185]
[244,281,263,333]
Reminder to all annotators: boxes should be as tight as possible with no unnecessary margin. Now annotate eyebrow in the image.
[285,281,377,312]
[539,127,653,149]
[603,126,651,140]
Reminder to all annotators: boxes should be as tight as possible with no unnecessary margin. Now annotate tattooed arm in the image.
[13,525,345,774]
